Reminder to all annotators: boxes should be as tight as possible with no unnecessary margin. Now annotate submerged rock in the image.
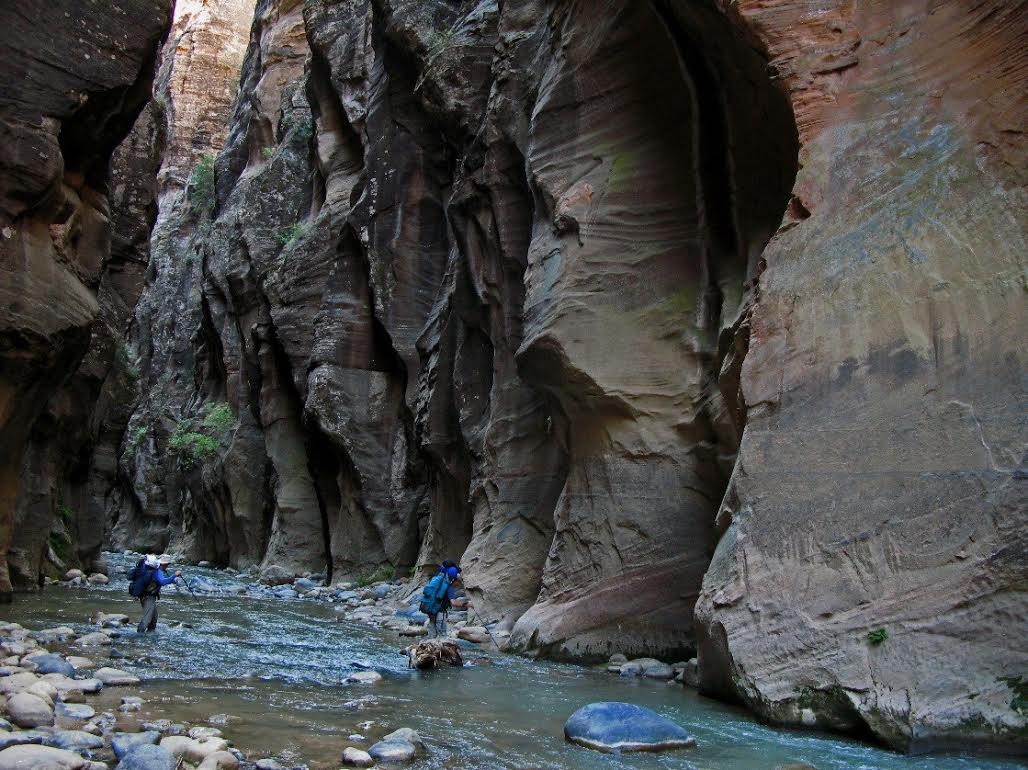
[564,702,695,753]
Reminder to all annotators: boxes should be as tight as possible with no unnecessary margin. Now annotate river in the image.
[2,553,1022,770]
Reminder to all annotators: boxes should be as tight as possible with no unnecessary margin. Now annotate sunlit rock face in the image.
[692,0,1027,754]
[0,0,173,596]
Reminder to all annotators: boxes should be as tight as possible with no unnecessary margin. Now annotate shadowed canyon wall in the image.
[1,0,1024,755]
[0,0,173,597]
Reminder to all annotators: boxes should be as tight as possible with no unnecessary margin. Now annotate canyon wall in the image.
[0,0,172,596]
[1,0,1022,755]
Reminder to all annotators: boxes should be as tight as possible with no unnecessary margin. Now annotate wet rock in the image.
[0,743,98,769]
[677,658,699,688]
[75,634,112,648]
[54,703,95,721]
[188,577,217,593]
[0,674,38,696]
[64,571,85,582]
[120,697,143,713]
[95,668,141,686]
[344,672,381,686]
[367,739,416,764]
[115,744,178,770]
[0,734,43,751]
[86,575,109,585]
[381,729,423,750]
[0,720,10,732]
[26,681,57,703]
[258,566,294,586]
[564,702,695,753]
[41,675,102,696]
[608,654,627,666]
[456,627,490,644]
[42,730,104,752]
[618,658,673,679]
[5,693,54,727]
[24,656,74,678]
[341,747,373,767]
[97,614,130,629]
[254,759,284,770]
[32,630,76,645]
[197,751,238,770]
[399,626,426,637]
[160,735,230,763]
[63,659,94,673]
[139,721,180,736]
[188,727,222,740]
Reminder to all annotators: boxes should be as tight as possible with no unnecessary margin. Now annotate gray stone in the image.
[5,693,54,728]
[24,657,74,678]
[341,747,373,767]
[54,703,95,721]
[112,732,161,760]
[564,702,695,753]
[367,740,416,763]
[94,668,141,686]
[43,730,104,752]
[115,744,178,770]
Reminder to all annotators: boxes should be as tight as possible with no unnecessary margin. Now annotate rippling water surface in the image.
[2,553,1023,770]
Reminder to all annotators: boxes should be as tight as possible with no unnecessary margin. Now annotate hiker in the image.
[130,554,182,633]
[419,563,461,639]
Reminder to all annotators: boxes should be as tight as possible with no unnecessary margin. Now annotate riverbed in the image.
[2,554,1023,770]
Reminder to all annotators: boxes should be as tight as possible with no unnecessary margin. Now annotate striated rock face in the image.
[693,0,1027,754]
[0,0,173,595]
[85,0,1024,754]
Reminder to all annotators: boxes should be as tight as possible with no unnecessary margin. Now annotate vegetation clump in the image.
[356,565,396,586]
[276,222,307,248]
[188,153,217,216]
[168,401,236,468]
[866,628,888,646]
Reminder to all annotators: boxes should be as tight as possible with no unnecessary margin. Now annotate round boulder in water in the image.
[564,702,696,753]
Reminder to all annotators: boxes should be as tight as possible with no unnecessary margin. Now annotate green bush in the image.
[261,146,275,160]
[168,421,219,468]
[866,628,888,646]
[114,337,140,380]
[203,402,235,433]
[188,153,216,216]
[276,222,306,248]
[128,426,148,453]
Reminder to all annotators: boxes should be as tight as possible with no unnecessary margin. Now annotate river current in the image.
[2,553,1022,770]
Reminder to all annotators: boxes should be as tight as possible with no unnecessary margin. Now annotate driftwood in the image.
[407,638,463,670]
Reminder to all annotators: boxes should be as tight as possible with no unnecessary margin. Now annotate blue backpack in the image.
[128,559,156,597]
[419,574,451,615]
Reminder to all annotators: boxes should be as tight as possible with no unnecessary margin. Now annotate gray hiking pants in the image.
[137,595,158,633]
[427,611,447,638]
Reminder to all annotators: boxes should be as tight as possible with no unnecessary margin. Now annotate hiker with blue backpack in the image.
[419,562,462,638]
[129,554,182,633]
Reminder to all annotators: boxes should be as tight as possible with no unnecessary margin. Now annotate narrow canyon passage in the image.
[0,0,1024,762]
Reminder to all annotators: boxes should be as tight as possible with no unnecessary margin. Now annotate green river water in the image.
[3,554,1023,770]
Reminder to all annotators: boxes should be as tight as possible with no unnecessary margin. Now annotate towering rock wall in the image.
[91,0,1024,753]
[694,0,1028,754]
[0,0,173,596]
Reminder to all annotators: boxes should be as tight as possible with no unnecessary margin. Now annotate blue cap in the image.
[446,566,460,580]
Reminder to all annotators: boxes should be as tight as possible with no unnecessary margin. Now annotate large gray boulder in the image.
[115,744,178,770]
[5,693,54,728]
[564,702,695,753]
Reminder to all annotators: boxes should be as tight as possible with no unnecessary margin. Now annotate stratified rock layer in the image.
[693,0,1027,754]
[0,0,173,595]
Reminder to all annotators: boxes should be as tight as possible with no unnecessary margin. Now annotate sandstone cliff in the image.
[0,0,173,596]
[2,0,1023,755]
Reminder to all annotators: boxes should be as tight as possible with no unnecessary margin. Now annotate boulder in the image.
[0,744,94,769]
[258,566,293,586]
[196,751,238,770]
[5,693,54,728]
[42,730,104,752]
[0,674,37,696]
[74,634,111,648]
[54,703,94,721]
[456,627,491,644]
[341,747,373,767]
[98,613,130,628]
[115,744,178,770]
[23,656,73,678]
[63,571,85,581]
[381,728,423,750]
[94,668,141,686]
[33,629,76,645]
[64,659,94,673]
[159,735,229,763]
[86,574,109,585]
[367,739,416,763]
[564,702,695,753]
[0,734,42,752]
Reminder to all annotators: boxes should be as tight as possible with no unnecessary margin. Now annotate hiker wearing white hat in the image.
[129,553,182,632]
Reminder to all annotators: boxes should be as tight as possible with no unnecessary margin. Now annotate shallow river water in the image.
[3,554,1023,770]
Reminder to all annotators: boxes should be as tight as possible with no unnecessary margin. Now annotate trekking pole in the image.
[467,606,501,650]
[176,576,199,602]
